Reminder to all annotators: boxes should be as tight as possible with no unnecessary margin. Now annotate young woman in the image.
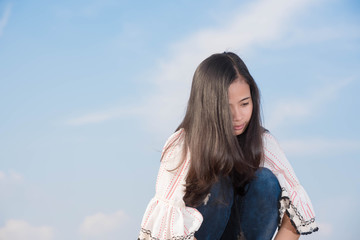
[138,52,318,240]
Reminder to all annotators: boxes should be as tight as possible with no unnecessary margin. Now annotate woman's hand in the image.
[274,214,300,240]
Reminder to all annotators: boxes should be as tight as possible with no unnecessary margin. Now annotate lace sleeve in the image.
[262,132,319,235]
[138,129,203,240]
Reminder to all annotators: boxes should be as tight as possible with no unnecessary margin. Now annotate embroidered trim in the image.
[138,228,195,240]
[278,188,319,235]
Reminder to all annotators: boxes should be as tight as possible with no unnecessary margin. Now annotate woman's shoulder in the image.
[163,128,185,149]
[261,129,278,146]
[261,130,287,160]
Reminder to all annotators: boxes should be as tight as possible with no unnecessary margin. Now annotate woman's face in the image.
[228,78,253,135]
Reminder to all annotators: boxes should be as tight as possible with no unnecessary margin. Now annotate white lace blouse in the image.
[138,129,318,240]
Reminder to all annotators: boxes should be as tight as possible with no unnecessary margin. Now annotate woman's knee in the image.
[238,168,281,240]
[251,167,281,198]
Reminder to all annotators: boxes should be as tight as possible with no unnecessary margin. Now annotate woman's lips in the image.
[234,123,245,130]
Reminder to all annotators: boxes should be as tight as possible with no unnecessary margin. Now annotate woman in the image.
[138,52,318,240]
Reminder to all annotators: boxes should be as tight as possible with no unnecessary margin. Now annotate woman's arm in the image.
[138,130,203,240]
[274,214,300,240]
[263,132,318,236]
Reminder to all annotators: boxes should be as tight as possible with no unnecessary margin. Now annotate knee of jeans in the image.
[252,167,281,197]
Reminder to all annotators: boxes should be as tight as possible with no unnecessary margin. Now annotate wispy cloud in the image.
[65,106,141,126]
[281,137,360,156]
[79,210,128,238]
[265,77,355,130]
[0,3,11,37]
[66,112,117,126]
[279,24,360,48]
[0,220,54,240]
[0,170,23,183]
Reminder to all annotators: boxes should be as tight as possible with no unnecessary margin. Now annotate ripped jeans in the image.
[194,168,281,240]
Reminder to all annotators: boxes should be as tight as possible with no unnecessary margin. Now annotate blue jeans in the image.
[194,168,281,240]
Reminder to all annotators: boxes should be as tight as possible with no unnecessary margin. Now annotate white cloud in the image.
[9,170,23,182]
[66,112,117,126]
[279,23,360,48]
[0,220,54,240]
[0,170,23,183]
[281,137,360,156]
[0,3,11,37]
[65,106,141,126]
[79,210,128,238]
[265,77,354,130]
[163,0,315,57]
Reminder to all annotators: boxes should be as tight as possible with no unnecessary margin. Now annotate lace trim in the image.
[138,228,195,240]
[278,188,319,235]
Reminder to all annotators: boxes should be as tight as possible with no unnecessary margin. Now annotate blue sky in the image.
[0,0,359,239]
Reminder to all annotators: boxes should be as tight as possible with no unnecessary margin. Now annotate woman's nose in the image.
[232,107,242,121]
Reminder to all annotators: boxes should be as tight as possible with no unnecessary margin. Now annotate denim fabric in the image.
[194,168,281,240]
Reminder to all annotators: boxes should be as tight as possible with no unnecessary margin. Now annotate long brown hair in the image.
[169,52,263,207]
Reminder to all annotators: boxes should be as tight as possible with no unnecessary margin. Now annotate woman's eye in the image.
[241,102,249,106]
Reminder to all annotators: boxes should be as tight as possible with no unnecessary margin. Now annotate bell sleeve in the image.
[138,129,203,240]
[262,132,319,235]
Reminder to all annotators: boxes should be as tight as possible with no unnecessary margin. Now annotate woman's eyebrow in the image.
[239,97,251,102]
